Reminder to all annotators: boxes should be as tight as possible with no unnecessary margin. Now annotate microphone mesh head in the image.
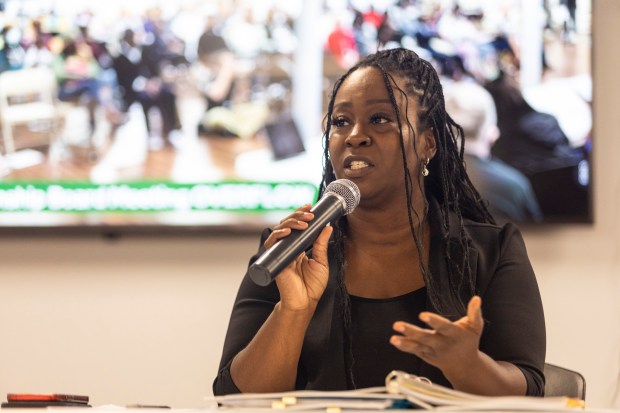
[325,179,361,215]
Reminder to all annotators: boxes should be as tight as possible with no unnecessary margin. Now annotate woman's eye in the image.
[370,114,390,124]
[331,117,348,127]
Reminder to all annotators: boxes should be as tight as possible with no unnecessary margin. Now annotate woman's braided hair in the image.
[318,48,495,388]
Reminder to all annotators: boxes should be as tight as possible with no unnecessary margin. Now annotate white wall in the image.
[0,235,256,408]
[1,1,620,409]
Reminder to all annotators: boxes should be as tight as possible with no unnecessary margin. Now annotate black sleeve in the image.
[212,229,280,395]
[478,223,546,396]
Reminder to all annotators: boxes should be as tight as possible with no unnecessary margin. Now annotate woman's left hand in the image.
[390,296,484,378]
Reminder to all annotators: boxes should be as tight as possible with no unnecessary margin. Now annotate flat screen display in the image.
[0,0,592,234]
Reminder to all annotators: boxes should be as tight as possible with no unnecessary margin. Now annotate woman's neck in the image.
[341,198,430,298]
[345,195,427,244]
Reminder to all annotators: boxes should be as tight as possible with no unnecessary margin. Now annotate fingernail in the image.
[394,323,404,333]
[391,336,401,346]
[420,314,430,323]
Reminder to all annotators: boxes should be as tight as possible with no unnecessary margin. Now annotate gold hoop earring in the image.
[422,158,430,177]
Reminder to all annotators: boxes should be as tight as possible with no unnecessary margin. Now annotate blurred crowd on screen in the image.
[0,0,300,149]
[0,0,590,222]
[323,0,590,222]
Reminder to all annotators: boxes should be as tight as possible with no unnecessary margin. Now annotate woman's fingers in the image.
[275,223,332,310]
[390,334,435,360]
[466,295,484,332]
[264,205,315,249]
[279,217,311,231]
[264,227,291,250]
[278,204,313,224]
[309,225,333,267]
[391,296,486,367]
[418,312,454,335]
[390,322,435,360]
[394,320,434,334]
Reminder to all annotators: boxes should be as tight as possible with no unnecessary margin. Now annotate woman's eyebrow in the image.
[365,98,392,105]
[334,98,392,108]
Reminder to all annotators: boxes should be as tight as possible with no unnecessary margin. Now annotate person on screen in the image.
[213,48,545,396]
[443,77,543,223]
[52,37,102,152]
[483,71,585,177]
[483,71,589,218]
[112,17,184,150]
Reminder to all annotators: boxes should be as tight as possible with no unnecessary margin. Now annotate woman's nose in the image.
[345,125,371,147]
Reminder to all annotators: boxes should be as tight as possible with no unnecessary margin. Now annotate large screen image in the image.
[0,0,592,233]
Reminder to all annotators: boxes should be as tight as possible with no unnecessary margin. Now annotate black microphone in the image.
[249,179,361,286]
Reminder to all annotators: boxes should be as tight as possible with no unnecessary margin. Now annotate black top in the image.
[350,288,426,389]
[213,202,546,396]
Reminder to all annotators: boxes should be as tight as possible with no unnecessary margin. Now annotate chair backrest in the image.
[0,67,57,101]
[544,363,586,400]
[0,67,60,155]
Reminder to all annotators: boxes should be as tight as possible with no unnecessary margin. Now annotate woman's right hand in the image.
[263,204,333,313]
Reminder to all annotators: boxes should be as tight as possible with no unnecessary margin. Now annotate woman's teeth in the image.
[349,161,369,170]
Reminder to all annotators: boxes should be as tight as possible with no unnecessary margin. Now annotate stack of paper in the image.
[386,370,585,411]
[211,370,586,411]
[213,387,408,411]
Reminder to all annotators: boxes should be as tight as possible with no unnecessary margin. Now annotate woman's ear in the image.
[421,128,437,160]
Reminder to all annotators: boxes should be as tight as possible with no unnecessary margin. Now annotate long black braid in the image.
[318,48,495,389]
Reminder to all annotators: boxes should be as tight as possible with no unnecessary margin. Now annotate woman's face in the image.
[328,66,435,205]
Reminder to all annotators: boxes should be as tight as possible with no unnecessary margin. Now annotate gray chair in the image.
[544,363,586,400]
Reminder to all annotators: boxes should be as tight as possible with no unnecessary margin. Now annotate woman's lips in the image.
[344,156,374,177]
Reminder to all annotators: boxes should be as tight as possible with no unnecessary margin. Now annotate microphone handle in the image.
[248,193,344,286]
